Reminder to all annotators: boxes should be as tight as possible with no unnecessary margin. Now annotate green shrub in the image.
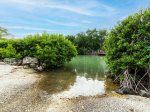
[104,8,150,75]
[0,44,21,58]
[34,34,77,68]
[20,33,77,68]
[0,33,77,69]
[0,39,21,59]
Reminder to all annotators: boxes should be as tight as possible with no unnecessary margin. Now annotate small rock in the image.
[111,91,116,94]
[130,108,134,112]
[23,65,29,69]
[139,90,150,97]
[82,106,84,109]
[115,87,135,95]
[38,66,43,71]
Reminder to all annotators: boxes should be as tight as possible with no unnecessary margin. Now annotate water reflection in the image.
[55,76,105,98]
[38,56,116,97]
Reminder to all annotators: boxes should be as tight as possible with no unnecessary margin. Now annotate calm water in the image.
[38,55,117,98]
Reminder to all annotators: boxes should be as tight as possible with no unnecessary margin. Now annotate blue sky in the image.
[0,0,149,38]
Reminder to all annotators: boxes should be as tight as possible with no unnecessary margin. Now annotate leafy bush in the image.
[104,8,150,75]
[0,33,77,69]
[34,34,77,68]
[0,44,20,58]
[0,39,21,59]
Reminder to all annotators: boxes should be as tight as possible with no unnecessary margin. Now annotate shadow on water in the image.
[37,55,118,97]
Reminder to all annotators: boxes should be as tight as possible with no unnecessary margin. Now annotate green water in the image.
[38,55,117,97]
[65,55,107,79]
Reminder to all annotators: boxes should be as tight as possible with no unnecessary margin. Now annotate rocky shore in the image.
[0,63,51,112]
[0,63,150,112]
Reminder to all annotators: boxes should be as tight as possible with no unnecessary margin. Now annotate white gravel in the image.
[0,64,36,101]
[0,63,50,112]
[48,95,150,112]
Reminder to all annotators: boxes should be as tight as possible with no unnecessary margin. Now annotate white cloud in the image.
[2,24,79,32]
[0,0,117,17]
[3,25,57,32]
[80,20,92,24]
[41,19,80,27]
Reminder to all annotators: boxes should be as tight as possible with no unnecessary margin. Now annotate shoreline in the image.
[0,63,150,112]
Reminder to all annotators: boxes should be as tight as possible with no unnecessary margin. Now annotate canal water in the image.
[38,55,117,98]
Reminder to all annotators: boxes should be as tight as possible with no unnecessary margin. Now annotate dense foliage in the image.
[66,29,107,55]
[104,8,150,76]
[0,39,19,59]
[0,33,77,68]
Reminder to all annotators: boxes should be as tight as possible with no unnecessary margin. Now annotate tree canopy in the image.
[0,27,8,38]
[66,29,107,55]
